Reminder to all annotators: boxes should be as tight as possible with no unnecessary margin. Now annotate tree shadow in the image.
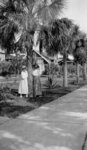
[0,102,35,118]
[0,84,81,119]
[29,86,75,106]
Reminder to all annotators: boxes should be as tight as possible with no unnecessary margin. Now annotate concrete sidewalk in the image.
[0,85,87,150]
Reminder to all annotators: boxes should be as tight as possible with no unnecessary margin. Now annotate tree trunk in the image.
[48,63,53,88]
[27,54,33,97]
[82,63,87,81]
[33,28,42,97]
[76,62,80,84]
[63,53,68,87]
[25,26,41,98]
[26,40,33,98]
[32,52,42,97]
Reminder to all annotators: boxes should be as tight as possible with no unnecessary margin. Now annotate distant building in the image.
[6,51,27,61]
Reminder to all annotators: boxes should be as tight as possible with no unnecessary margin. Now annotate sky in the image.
[0,0,87,33]
[61,0,87,33]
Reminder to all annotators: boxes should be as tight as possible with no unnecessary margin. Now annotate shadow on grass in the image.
[0,86,75,119]
[0,79,87,119]
[0,102,35,118]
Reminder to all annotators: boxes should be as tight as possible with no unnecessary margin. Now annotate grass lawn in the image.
[0,75,86,118]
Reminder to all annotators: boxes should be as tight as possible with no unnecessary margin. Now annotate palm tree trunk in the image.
[63,52,68,87]
[27,53,33,97]
[76,62,80,83]
[48,63,53,88]
[82,63,87,81]
[33,28,42,97]
[25,15,33,97]
[26,16,39,98]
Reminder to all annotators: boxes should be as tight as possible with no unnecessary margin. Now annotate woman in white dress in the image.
[18,66,28,98]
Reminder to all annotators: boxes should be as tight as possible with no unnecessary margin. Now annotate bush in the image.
[9,55,27,75]
[67,64,76,77]
[0,61,11,76]
[0,85,17,102]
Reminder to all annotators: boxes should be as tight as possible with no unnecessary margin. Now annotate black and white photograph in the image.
[0,0,87,150]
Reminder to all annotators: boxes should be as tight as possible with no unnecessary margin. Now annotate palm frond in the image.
[39,19,70,56]
[74,47,86,64]
[72,29,87,64]
[33,0,64,25]
[60,18,73,29]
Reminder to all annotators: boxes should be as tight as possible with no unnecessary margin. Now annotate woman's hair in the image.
[22,65,26,70]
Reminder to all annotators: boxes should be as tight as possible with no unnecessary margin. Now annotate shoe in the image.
[26,95,28,98]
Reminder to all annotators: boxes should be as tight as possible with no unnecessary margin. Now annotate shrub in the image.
[67,64,76,77]
[0,85,12,101]
[9,55,27,75]
[0,61,11,76]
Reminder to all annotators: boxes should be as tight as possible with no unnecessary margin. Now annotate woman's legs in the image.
[20,94,28,98]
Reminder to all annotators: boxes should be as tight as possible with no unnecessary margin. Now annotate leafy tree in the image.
[9,54,27,74]
[60,18,73,87]
[0,60,11,76]
[69,25,80,83]
[39,18,73,87]
[70,26,87,82]
[0,0,64,97]
[75,36,87,81]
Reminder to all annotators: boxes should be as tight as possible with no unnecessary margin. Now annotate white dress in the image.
[18,70,28,94]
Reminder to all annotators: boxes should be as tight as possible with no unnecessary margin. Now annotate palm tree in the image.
[0,0,64,97]
[60,18,73,87]
[39,18,73,87]
[70,26,87,83]
[69,25,81,83]
[26,0,64,96]
[75,36,87,81]
[81,34,87,81]
[0,0,34,97]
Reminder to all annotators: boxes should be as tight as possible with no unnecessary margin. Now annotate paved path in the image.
[0,85,87,150]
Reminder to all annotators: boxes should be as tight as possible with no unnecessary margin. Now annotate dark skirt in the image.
[33,76,42,97]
